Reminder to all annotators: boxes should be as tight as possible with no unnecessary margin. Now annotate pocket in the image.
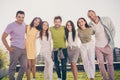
[9,46,16,53]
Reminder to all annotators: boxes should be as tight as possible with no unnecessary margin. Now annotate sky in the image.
[0,0,120,50]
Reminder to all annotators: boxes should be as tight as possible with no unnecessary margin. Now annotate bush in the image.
[0,47,9,79]
[0,48,9,69]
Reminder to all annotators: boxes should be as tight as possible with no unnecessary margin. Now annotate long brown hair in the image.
[39,21,49,40]
[65,20,76,41]
[30,17,42,30]
[77,17,91,29]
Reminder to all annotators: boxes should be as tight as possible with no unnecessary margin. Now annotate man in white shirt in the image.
[88,10,115,80]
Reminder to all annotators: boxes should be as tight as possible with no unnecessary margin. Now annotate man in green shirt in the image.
[50,16,68,80]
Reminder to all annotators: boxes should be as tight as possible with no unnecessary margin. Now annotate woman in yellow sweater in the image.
[26,17,42,80]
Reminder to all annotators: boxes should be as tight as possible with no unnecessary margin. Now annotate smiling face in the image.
[54,19,62,28]
[78,19,86,29]
[88,11,97,22]
[33,18,41,27]
[42,21,49,31]
[16,13,25,24]
[66,22,72,32]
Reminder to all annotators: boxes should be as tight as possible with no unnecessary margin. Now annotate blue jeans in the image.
[53,48,68,80]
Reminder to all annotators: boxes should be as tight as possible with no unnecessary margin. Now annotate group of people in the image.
[1,10,115,80]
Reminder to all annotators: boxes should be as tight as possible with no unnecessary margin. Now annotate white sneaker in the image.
[58,78,62,80]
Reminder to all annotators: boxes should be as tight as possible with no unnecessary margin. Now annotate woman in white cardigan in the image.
[65,20,80,80]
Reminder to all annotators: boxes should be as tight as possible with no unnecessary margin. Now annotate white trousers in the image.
[80,41,95,78]
[42,52,54,80]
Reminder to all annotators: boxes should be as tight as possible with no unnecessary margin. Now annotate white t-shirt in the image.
[68,31,81,48]
[95,22,108,47]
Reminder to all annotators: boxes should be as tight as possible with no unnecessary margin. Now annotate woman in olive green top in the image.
[77,18,95,80]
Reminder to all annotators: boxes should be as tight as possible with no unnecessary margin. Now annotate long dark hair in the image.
[65,20,76,41]
[77,17,90,29]
[40,21,49,40]
[30,17,42,30]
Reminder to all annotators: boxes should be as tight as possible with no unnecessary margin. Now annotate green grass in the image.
[2,71,120,80]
